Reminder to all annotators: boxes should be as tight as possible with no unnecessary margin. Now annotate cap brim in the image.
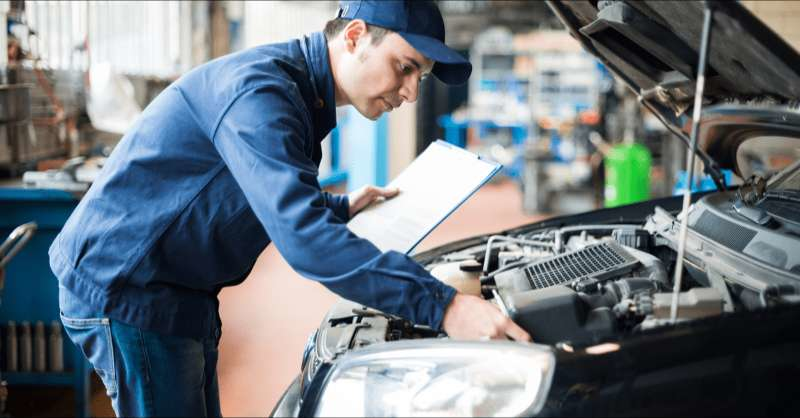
[398,32,472,85]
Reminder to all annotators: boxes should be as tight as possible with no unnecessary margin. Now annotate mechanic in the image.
[50,1,531,416]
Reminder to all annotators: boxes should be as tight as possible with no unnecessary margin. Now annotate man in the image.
[51,1,531,416]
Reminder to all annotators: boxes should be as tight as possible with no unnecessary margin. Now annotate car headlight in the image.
[313,340,555,417]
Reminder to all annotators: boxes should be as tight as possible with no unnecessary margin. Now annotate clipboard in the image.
[347,140,502,254]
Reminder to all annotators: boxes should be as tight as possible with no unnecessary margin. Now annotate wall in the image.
[388,100,418,179]
[243,1,336,47]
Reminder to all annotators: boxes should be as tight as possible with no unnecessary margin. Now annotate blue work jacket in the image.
[50,32,456,340]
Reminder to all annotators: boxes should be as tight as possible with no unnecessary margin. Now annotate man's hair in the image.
[323,18,391,45]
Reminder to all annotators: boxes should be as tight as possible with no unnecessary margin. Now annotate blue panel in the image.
[343,108,388,191]
[673,169,734,195]
[330,127,341,171]
[437,114,468,148]
[4,371,75,386]
[319,170,348,188]
[375,114,388,187]
[0,187,91,417]
[0,188,77,202]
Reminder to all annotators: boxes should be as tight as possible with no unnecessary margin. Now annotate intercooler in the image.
[496,240,640,292]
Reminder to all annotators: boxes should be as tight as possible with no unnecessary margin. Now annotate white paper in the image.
[347,140,500,254]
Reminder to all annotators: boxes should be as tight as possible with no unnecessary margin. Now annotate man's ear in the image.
[342,19,369,53]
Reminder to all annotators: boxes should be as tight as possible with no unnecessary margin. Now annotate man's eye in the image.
[400,63,413,75]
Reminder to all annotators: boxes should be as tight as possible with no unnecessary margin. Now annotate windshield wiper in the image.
[733,198,772,225]
[764,189,800,202]
[732,174,772,225]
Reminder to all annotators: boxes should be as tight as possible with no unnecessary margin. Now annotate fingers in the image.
[503,319,533,342]
[380,186,400,198]
[488,314,531,342]
[348,186,398,217]
[366,185,399,199]
[442,294,532,343]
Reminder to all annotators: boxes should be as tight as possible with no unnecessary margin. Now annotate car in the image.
[271,1,800,416]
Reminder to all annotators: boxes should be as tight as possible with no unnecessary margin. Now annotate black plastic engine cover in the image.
[503,286,617,345]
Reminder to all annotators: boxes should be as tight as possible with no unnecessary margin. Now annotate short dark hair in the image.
[323,17,391,45]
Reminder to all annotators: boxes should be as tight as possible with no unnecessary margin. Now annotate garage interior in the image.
[0,1,797,416]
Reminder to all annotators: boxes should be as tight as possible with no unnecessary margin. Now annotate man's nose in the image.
[399,77,419,104]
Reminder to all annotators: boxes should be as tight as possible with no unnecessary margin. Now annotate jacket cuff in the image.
[427,283,458,331]
[324,192,350,222]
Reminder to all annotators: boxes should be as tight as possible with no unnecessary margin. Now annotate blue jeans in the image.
[59,287,221,417]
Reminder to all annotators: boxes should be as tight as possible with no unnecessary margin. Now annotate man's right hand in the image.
[442,293,532,342]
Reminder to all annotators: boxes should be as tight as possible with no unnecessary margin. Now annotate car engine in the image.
[413,188,800,346]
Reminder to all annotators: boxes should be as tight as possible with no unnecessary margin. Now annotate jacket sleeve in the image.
[322,191,349,223]
[211,85,456,330]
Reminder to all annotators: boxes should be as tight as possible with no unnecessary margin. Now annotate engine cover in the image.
[501,286,617,345]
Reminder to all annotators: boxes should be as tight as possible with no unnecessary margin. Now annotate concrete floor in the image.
[66,179,544,416]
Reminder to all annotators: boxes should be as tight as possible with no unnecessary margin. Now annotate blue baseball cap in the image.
[337,0,472,85]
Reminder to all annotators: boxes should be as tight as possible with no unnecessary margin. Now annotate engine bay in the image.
[315,186,800,359]
[417,189,800,346]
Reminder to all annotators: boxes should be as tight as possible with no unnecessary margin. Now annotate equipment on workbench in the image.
[4,322,16,373]
[2,321,64,373]
[20,157,99,192]
[48,321,63,373]
[34,321,45,373]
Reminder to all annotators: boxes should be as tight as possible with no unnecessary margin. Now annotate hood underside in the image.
[547,0,800,175]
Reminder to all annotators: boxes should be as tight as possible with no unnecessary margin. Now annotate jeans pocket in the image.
[60,313,118,396]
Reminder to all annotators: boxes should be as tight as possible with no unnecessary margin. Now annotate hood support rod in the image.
[671,1,716,322]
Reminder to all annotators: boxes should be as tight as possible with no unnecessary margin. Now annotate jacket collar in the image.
[300,32,337,143]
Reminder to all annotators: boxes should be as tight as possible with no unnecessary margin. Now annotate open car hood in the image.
[546,0,800,178]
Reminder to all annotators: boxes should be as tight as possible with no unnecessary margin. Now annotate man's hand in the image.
[442,293,532,342]
[347,185,400,218]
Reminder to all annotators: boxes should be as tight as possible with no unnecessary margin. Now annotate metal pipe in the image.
[19,321,32,372]
[49,321,64,372]
[34,321,46,372]
[6,321,18,372]
[671,2,715,322]
[554,224,641,253]
[482,235,553,274]
[0,222,38,270]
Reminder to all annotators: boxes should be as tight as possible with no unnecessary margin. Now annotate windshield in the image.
[768,160,800,192]
[737,136,800,179]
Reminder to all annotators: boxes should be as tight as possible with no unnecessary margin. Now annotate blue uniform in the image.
[50,32,456,341]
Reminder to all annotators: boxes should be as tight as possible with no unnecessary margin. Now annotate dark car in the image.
[272,1,800,416]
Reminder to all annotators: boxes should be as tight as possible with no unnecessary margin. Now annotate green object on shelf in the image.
[604,143,652,207]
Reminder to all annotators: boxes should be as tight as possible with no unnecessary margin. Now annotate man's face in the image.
[337,23,434,120]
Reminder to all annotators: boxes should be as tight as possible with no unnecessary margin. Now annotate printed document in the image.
[347,140,501,254]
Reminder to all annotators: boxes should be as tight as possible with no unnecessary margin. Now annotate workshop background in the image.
[0,1,796,416]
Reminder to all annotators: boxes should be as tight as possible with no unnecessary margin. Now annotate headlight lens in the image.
[314,340,555,417]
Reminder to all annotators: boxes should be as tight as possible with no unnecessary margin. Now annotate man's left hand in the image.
[347,185,400,218]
